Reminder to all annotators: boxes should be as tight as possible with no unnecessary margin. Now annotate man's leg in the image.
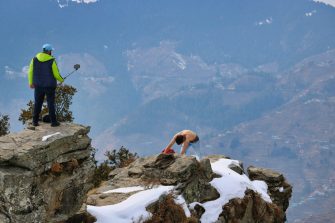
[33,87,45,125]
[45,87,58,126]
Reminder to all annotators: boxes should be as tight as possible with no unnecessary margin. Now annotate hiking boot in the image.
[51,121,60,127]
[32,122,39,127]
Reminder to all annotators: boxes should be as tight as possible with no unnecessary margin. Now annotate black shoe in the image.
[51,122,60,127]
[33,122,39,127]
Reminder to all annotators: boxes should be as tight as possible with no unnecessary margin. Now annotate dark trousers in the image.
[33,87,57,124]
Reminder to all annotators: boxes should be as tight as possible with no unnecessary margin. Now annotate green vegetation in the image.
[0,114,10,136]
[92,146,138,187]
[19,84,77,124]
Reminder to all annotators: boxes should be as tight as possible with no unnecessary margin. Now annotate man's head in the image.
[42,43,54,55]
[175,134,185,145]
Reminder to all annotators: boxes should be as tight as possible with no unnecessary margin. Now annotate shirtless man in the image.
[164,130,199,155]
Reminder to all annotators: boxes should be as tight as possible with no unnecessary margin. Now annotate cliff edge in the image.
[0,123,95,223]
[87,154,292,223]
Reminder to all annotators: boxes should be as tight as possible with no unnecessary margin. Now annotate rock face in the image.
[88,154,219,206]
[88,154,292,223]
[247,166,293,212]
[217,189,285,223]
[0,123,95,223]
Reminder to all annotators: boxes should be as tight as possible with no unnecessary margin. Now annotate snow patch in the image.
[87,186,173,223]
[175,195,191,217]
[87,158,272,223]
[198,158,271,223]
[313,0,335,8]
[103,186,145,194]
[42,132,62,141]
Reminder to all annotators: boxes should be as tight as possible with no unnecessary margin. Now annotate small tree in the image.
[92,146,138,187]
[19,84,77,124]
[105,146,138,168]
[0,114,10,136]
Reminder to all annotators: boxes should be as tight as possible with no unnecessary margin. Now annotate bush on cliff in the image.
[144,194,198,223]
[19,84,77,124]
[0,113,10,136]
[92,146,138,187]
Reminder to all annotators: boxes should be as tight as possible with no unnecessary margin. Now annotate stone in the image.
[142,154,199,184]
[182,178,220,203]
[128,167,143,177]
[0,122,95,223]
[218,189,285,223]
[51,162,63,174]
[247,166,284,185]
[203,154,230,163]
[191,204,206,219]
[228,163,244,175]
[87,154,292,223]
[199,158,214,180]
[247,166,292,213]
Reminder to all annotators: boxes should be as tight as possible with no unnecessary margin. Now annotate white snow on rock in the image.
[198,158,271,223]
[42,132,62,141]
[87,186,174,223]
[103,186,145,194]
[314,0,335,8]
[175,195,191,217]
[87,158,272,223]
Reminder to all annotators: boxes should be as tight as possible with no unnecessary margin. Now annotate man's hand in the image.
[29,84,35,89]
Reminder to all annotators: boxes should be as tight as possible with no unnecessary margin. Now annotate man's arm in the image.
[52,60,64,82]
[165,134,177,150]
[28,58,34,88]
[180,141,189,155]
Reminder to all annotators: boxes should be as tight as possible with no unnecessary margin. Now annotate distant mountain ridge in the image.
[0,1,334,222]
[94,48,335,222]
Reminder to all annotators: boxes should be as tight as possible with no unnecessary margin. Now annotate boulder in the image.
[247,166,292,212]
[228,163,244,175]
[87,154,292,223]
[217,189,285,223]
[87,154,219,207]
[0,122,95,223]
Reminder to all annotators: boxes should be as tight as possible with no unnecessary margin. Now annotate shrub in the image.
[92,146,138,187]
[144,194,198,223]
[0,114,10,136]
[19,84,77,124]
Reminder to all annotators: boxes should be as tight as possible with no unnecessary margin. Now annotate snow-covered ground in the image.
[87,158,271,223]
[197,159,271,223]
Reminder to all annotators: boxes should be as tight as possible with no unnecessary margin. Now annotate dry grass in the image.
[143,194,199,223]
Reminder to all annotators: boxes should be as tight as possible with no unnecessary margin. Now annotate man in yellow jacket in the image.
[28,44,64,127]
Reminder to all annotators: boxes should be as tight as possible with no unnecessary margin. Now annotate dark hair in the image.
[175,135,185,145]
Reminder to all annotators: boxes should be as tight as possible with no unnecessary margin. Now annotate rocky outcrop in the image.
[88,154,219,206]
[88,154,292,223]
[0,123,95,223]
[217,189,285,223]
[247,166,292,212]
